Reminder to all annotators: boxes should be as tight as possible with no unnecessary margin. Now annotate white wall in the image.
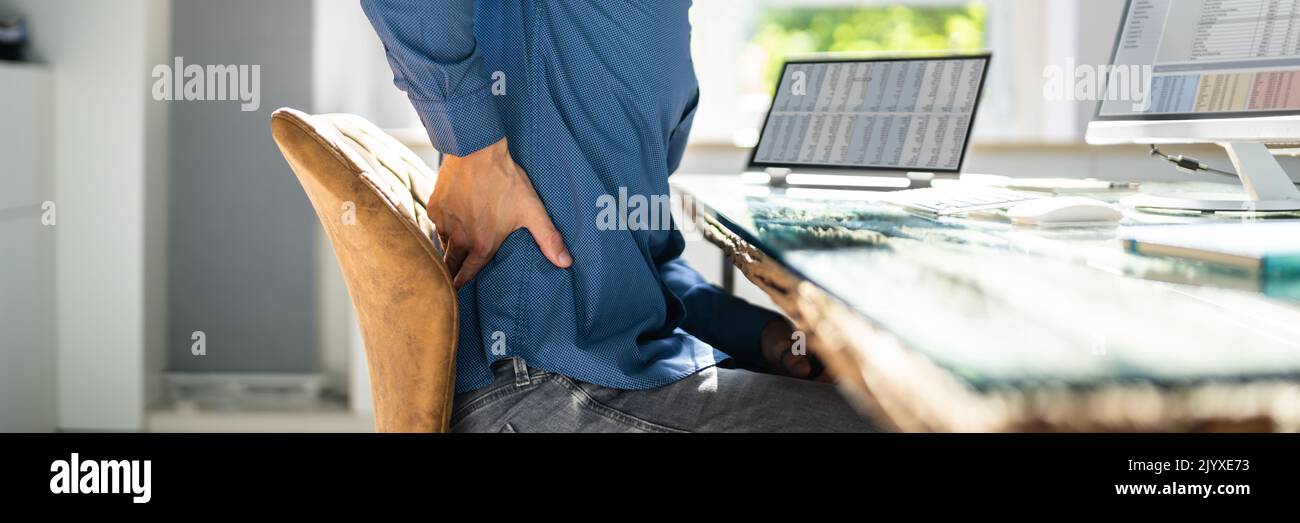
[312,0,418,129]
[3,0,172,431]
[0,63,55,431]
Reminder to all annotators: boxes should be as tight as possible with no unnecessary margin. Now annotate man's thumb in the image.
[523,208,572,269]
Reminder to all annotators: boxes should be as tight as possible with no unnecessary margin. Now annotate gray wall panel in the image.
[168,0,318,372]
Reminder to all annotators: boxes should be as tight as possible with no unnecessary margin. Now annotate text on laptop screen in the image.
[751,57,987,172]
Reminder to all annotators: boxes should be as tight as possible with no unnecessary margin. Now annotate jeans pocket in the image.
[554,377,687,433]
[450,380,531,429]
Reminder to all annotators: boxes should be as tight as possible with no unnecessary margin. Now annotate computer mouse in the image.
[1007,197,1123,225]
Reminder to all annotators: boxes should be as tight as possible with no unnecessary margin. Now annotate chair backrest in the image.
[270,108,457,432]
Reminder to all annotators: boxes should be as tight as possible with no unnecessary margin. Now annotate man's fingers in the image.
[453,250,492,289]
[781,350,812,379]
[521,201,572,268]
[430,203,450,255]
[444,239,469,281]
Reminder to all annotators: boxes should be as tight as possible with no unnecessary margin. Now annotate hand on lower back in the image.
[430,137,572,288]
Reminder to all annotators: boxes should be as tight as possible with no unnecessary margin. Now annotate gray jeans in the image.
[450,358,880,433]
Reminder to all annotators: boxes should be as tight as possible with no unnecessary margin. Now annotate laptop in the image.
[745,53,1039,215]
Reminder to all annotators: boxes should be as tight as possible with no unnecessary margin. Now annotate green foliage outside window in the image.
[749,2,988,94]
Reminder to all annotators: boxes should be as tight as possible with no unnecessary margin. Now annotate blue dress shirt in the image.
[362,0,780,393]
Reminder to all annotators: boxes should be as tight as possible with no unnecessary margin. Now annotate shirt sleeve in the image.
[659,257,783,370]
[360,0,505,156]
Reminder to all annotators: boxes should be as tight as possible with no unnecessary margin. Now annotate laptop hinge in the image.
[763,167,936,190]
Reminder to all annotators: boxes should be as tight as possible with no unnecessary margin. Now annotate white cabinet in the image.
[0,62,56,432]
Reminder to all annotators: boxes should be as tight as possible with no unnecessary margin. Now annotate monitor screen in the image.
[1099,0,1300,119]
[749,56,989,173]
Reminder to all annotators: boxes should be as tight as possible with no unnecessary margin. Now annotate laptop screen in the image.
[749,55,990,173]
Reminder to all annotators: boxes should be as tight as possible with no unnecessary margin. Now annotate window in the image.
[689,1,993,147]
[746,3,988,97]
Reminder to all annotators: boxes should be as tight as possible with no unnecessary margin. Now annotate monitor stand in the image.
[1125,142,1300,212]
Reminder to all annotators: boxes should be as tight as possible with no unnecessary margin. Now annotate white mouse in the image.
[1007,197,1123,225]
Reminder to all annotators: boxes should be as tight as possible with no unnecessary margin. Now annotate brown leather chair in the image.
[270,108,457,433]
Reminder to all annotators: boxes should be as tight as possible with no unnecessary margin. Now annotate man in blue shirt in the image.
[362,0,876,432]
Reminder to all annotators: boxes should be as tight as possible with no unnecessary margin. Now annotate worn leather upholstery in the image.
[271,108,456,432]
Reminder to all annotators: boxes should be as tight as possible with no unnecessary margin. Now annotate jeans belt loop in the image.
[513,357,531,387]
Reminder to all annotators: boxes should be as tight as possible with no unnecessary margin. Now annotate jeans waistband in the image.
[490,357,549,387]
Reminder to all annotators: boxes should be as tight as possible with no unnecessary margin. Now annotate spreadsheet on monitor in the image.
[1101,0,1300,117]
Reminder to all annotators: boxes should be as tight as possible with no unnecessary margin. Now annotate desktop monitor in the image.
[1086,0,1300,211]
[749,53,991,187]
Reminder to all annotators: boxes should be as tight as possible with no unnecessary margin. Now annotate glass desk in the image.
[672,175,1300,432]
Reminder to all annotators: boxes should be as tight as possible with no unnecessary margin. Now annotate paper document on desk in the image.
[1121,222,1300,275]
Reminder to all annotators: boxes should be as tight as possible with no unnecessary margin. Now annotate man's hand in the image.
[431,137,572,288]
[760,318,832,382]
